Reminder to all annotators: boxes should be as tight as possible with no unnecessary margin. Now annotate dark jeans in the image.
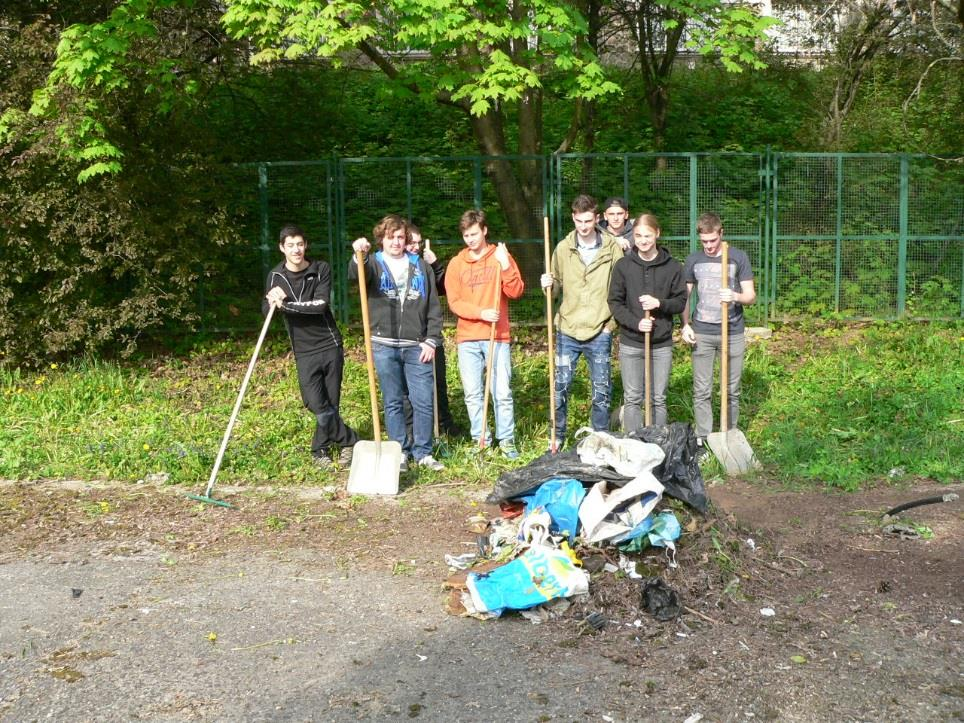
[372,343,435,460]
[295,347,358,457]
[554,331,612,441]
[403,342,456,435]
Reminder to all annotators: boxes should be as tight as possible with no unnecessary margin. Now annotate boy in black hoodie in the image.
[607,214,686,431]
[264,224,358,471]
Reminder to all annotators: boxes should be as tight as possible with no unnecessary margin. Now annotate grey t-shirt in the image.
[683,247,753,335]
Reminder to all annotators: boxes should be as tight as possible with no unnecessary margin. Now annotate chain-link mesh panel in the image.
[229,153,961,334]
[906,159,964,317]
[771,155,840,318]
[628,155,691,250]
[337,156,550,325]
[772,238,839,315]
[773,155,838,236]
[908,158,964,236]
[769,154,951,320]
[840,238,899,317]
[842,157,900,235]
[196,162,265,333]
[906,239,962,317]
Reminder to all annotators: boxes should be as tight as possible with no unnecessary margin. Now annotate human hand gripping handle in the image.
[265,286,287,309]
[352,237,371,256]
[423,239,437,265]
[493,242,510,270]
[418,342,436,364]
[540,273,554,290]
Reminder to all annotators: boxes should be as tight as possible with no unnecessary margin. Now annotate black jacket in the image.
[608,246,686,349]
[348,251,443,347]
[263,260,342,357]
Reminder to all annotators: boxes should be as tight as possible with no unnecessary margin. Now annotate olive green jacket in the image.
[549,229,623,341]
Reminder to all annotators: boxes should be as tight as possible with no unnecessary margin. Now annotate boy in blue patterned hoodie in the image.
[349,215,445,471]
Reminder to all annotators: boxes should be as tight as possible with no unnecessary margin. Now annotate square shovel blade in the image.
[706,429,760,476]
[347,440,403,495]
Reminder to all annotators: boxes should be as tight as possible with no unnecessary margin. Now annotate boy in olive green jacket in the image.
[540,194,623,445]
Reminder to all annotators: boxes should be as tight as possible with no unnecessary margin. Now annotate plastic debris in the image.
[640,577,681,621]
[520,478,586,543]
[464,544,589,618]
[760,607,776,617]
[444,552,478,570]
[579,476,664,544]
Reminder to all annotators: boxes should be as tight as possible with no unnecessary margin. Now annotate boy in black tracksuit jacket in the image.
[607,216,686,431]
[264,225,358,469]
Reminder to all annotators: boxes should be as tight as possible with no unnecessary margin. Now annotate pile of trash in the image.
[444,423,707,623]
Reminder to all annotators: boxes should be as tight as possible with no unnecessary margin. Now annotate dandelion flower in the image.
[143,443,151,451]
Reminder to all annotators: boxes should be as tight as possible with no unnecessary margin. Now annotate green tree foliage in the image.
[0,2,249,365]
[602,0,779,150]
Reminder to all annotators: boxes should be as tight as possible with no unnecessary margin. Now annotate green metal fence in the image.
[221,151,962,332]
[768,152,964,319]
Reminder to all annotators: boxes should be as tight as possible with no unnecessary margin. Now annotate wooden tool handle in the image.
[355,249,382,445]
[720,242,729,433]
[205,304,275,498]
[480,263,503,450]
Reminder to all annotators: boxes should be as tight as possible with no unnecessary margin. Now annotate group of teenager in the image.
[264,195,755,473]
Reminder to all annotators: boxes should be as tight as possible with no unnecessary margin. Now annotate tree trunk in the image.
[469,110,541,239]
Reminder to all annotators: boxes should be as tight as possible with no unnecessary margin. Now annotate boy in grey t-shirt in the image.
[681,212,756,443]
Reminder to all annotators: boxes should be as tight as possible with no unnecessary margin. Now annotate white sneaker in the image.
[416,455,445,471]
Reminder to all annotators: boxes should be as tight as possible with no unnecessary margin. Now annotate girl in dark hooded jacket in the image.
[607,214,686,430]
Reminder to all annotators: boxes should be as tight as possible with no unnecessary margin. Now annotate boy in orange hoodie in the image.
[445,209,525,458]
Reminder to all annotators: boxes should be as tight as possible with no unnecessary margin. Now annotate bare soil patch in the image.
[1,476,961,721]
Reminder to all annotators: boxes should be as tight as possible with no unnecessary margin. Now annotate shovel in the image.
[348,249,403,495]
[187,304,275,508]
[705,242,759,475]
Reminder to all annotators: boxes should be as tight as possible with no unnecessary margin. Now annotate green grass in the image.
[1,322,961,490]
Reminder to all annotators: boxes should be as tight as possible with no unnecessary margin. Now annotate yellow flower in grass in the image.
[143,443,151,451]
[50,363,58,370]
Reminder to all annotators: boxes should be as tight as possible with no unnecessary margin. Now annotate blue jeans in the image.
[457,340,514,445]
[372,343,434,460]
[554,331,612,441]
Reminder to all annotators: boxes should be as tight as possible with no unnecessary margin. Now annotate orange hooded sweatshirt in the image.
[445,244,525,343]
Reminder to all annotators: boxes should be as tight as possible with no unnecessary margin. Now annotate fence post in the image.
[897,155,909,317]
[688,154,698,254]
[770,153,779,314]
[835,154,843,313]
[623,154,630,207]
[259,163,270,280]
[405,158,414,222]
[760,148,771,324]
[334,158,347,323]
[473,158,483,211]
